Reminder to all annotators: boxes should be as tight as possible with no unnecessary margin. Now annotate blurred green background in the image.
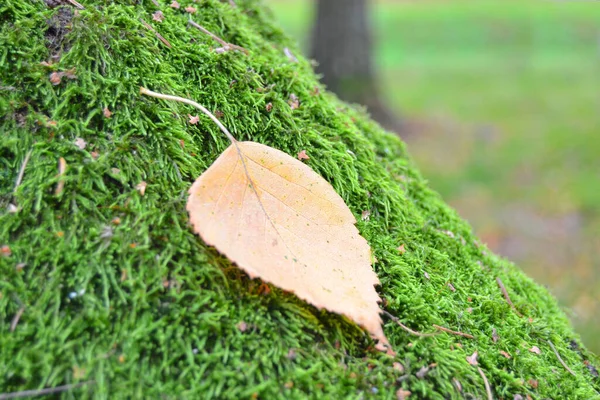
[265,0,600,353]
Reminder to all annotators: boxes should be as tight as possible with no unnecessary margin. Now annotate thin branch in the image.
[432,324,475,339]
[381,310,438,338]
[547,340,576,376]
[65,0,85,10]
[140,87,236,143]
[477,367,493,400]
[187,20,248,54]
[496,277,523,317]
[55,157,67,196]
[140,19,172,48]
[0,381,93,400]
[13,149,32,195]
[10,306,25,332]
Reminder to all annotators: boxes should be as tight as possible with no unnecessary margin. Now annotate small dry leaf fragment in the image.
[188,114,199,124]
[185,6,196,13]
[513,395,524,400]
[118,355,125,363]
[112,217,121,225]
[466,351,478,366]
[8,204,19,213]
[286,349,297,360]
[424,271,430,280]
[187,141,388,347]
[74,137,87,150]
[393,362,404,373]
[452,378,462,392]
[361,210,370,221]
[136,181,147,196]
[152,10,164,22]
[170,0,180,8]
[397,244,406,254]
[528,379,538,389]
[1,245,11,257]
[91,151,99,160]
[49,72,62,85]
[529,346,541,355]
[284,381,293,389]
[236,321,248,332]
[284,47,298,63]
[266,102,273,112]
[288,93,299,109]
[447,282,456,292]
[500,350,511,359]
[492,328,499,343]
[416,365,430,379]
[120,268,127,282]
[103,107,113,118]
[297,150,309,161]
[396,389,411,400]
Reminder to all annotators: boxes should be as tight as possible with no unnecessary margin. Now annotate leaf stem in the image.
[140,87,237,144]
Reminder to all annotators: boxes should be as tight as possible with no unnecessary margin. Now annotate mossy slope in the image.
[1,0,598,398]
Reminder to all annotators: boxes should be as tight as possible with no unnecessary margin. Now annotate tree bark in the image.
[310,0,401,131]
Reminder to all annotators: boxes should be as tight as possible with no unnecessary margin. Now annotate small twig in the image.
[477,367,493,400]
[496,277,523,317]
[140,19,172,48]
[10,306,25,332]
[0,381,93,400]
[433,324,475,339]
[13,149,32,195]
[140,87,236,144]
[187,20,248,54]
[381,310,438,338]
[65,0,85,9]
[547,340,576,376]
[55,157,67,196]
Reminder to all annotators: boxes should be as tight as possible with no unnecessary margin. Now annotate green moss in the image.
[0,0,598,398]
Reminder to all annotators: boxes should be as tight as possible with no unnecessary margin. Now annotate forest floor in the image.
[267,0,600,353]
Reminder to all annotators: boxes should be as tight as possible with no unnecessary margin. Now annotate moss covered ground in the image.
[1,0,598,398]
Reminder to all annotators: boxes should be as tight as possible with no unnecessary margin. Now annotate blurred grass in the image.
[265,0,600,353]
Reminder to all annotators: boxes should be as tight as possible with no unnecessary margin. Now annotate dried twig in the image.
[496,277,523,317]
[477,367,493,400]
[65,0,85,10]
[10,306,25,332]
[382,310,438,338]
[55,157,67,196]
[188,20,248,54]
[13,149,32,195]
[547,340,576,376]
[140,19,172,48]
[0,381,93,400]
[433,324,475,339]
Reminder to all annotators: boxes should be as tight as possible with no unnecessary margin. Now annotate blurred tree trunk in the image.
[310,0,402,132]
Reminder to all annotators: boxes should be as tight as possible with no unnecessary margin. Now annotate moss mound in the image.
[1,0,598,398]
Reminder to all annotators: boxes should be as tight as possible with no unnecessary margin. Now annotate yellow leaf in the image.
[186,141,388,346]
[140,87,389,348]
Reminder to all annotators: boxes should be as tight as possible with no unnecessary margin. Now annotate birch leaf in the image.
[187,141,388,346]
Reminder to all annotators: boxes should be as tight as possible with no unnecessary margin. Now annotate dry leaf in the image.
[288,93,299,109]
[396,389,411,400]
[170,0,180,8]
[266,102,273,112]
[424,271,430,280]
[49,72,62,85]
[284,47,298,63]
[447,282,456,292]
[103,107,113,118]
[397,244,405,254]
[152,10,164,22]
[136,181,147,196]
[74,137,87,150]
[186,141,387,347]
[393,362,404,373]
[188,114,199,124]
[1,245,11,257]
[236,321,248,332]
[185,6,196,13]
[528,379,538,388]
[466,351,478,366]
[529,346,541,355]
[500,350,511,359]
[297,150,309,161]
[361,210,370,221]
[492,328,499,343]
